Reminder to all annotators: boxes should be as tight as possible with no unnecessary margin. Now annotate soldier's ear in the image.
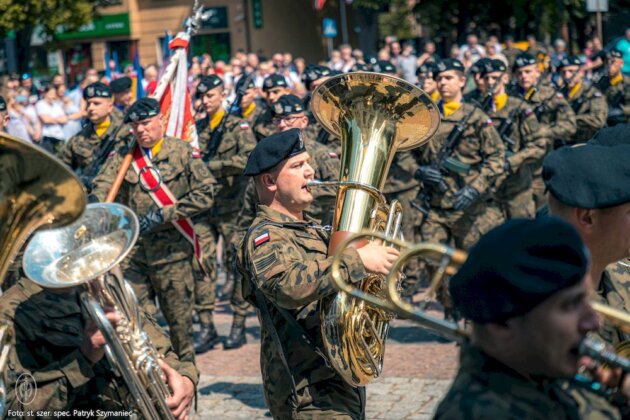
[260,173,277,191]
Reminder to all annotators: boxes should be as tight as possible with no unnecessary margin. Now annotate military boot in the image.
[194,322,221,354]
[223,316,246,350]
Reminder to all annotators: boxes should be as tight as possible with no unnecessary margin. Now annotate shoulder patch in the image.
[240,122,250,130]
[523,108,533,117]
[108,150,117,158]
[556,92,565,99]
[486,119,494,126]
[328,152,338,158]
[593,91,602,97]
[254,230,270,248]
[253,249,278,275]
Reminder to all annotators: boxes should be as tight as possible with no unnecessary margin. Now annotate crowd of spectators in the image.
[2,27,629,149]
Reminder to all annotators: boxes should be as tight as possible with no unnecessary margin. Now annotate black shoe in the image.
[194,323,221,354]
[223,322,246,350]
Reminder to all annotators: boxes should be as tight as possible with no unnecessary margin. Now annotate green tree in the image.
[0,0,106,73]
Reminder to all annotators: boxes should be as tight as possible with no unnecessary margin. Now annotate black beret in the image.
[0,96,6,112]
[435,59,465,74]
[83,82,112,100]
[272,94,305,117]
[235,75,255,92]
[416,61,437,77]
[513,53,537,70]
[608,49,623,59]
[124,97,161,123]
[371,60,396,74]
[543,144,630,208]
[470,58,491,75]
[559,55,582,69]
[450,217,589,323]
[244,128,306,176]
[263,74,288,91]
[479,59,507,75]
[110,76,132,93]
[588,124,630,147]
[351,63,369,72]
[197,75,223,94]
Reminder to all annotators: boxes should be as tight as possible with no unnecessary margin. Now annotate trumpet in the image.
[330,230,469,342]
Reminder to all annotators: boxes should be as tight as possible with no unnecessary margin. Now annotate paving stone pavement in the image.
[189,283,459,419]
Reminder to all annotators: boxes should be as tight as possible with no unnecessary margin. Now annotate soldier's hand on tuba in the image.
[356,243,400,276]
[159,359,195,420]
[80,305,122,364]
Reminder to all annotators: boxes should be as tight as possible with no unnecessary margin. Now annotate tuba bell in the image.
[0,133,86,417]
[308,72,440,386]
[22,203,174,420]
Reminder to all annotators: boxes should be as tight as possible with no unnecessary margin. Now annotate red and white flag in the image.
[151,33,199,153]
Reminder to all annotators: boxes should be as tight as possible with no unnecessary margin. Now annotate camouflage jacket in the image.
[527,84,577,148]
[489,96,545,197]
[238,137,340,229]
[595,260,630,346]
[309,122,342,158]
[92,137,215,265]
[196,113,256,220]
[435,342,619,420]
[59,111,131,173]
[253,105,276,142]
[237,205,367,409]
[566,83,608,144]
[420,103,505,209]
[384,151,421,195]
[603,75,630,125]
[238,100,267,126]
[0,278,199,415]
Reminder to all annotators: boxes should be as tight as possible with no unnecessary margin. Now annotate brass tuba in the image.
[309,72,440,386]
[22,203,174,420]
[0,133,86,416]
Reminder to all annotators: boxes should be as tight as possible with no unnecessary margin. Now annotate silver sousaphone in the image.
[23,203,174,419]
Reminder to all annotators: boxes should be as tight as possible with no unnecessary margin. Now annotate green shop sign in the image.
[56,13,131,40]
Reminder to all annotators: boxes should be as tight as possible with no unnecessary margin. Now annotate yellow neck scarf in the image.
[151,138,164,158]
[443,101,461,117]
[431,91,441,103]
[568,82,582,99]
[95,118,111,138]
[493,93,508,112]
[242,103,256,118]
[611,73,623,86]
[210,109,225,130]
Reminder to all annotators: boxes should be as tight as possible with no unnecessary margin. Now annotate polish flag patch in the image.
[486,119,494,126]
[192,147,201,158]
[254,231,270,247]
[240,122,250,130]
[328,152,338,158]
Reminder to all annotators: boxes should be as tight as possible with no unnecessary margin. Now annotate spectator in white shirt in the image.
[458,34,486,63]
[36,84,67,153]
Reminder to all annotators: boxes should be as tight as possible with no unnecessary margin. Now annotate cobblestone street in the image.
[191,294,458,419]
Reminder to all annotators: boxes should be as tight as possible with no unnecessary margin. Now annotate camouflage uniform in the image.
[419,102,505,250]
[239,99,267,127]
[384,151,422,295]
[230,136,340,324]
[435,342,619,419]
[564,83,608,144]
[193,113,256,328]
[59,109,129,173]
[0,278,199,415]
[92,136,215,364]
[603,75,630,126]
[253,105,276,142]
[523,84,576,209]
[237,205,367,419]
[490,96,545,219]
[594,260,630,346]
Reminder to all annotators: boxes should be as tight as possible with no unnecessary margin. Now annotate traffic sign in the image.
[323,18,338,38]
